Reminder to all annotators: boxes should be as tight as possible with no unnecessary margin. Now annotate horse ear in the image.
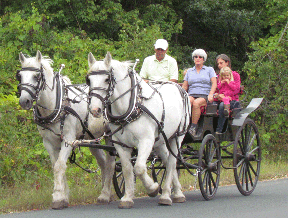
[36,50,42,63]
[104,52,112,68]
[88,52,96,68]
[19,52,26,64]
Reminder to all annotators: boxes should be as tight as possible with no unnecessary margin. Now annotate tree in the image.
[243,0,288,158]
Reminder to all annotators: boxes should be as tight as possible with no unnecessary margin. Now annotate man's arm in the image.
[169,58,179,83]
[139,58,148,79]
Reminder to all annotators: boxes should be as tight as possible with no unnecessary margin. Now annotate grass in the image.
[1,157,288,214]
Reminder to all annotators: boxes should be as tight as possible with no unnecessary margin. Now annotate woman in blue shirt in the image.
[182,49,217,136]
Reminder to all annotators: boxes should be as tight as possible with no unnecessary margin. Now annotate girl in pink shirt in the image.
[214,67,238,116]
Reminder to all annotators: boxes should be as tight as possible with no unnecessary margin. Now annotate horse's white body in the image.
[87,52,191,208]
[18,51,115,209]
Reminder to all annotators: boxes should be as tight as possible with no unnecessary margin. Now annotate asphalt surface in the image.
[1,178,288,218]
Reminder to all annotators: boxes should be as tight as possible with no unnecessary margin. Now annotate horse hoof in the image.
[52,200,69,210]
[158,198,172,206]
[118,201,134,209]
[172,196,186,203]
[97,198,110,205]
[148,186,160,197]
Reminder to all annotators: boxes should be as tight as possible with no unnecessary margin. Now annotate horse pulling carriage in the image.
[16,51,263,209]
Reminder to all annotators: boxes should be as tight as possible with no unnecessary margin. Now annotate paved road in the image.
[2,178,288,218]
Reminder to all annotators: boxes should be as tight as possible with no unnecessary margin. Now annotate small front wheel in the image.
[112,157,125,199]
[198,134,221,200]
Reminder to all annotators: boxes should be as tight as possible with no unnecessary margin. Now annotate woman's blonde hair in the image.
[219,67,234,81]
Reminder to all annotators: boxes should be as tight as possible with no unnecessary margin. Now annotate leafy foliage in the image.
[243,1,288,158]
[0,0,288,204]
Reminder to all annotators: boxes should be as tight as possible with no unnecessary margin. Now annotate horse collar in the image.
[104,70,143,125]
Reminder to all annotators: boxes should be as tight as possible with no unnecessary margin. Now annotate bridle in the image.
[86,64,141,125]
[16,65,64,124]
[16,66,45,101]
[86,69,116,107]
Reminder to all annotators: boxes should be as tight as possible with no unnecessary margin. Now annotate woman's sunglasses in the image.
[194,56,203,59]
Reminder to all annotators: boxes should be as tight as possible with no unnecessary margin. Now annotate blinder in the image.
[86,69,116,105]
[16,66,44,100]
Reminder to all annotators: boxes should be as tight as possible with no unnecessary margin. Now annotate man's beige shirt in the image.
[139,54,178,81]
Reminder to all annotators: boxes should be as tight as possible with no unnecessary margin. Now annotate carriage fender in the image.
[232,98,263,127]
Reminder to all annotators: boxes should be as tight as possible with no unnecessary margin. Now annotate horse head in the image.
[86,52,115,118]
[17,50,53,110]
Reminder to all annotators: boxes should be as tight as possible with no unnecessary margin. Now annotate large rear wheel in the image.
[198,134,221,200]
[233,118,261,196]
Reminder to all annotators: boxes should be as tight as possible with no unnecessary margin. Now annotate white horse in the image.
[17,51,115,209]
[86,52,191,208]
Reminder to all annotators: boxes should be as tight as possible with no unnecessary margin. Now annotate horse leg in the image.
[158,140,184,206]
[115,145,134,209]
[171,138,186,203]
[134,140,159,197]
[90,147,115,204]
[51,142,72,209]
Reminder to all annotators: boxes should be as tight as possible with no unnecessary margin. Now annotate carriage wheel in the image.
[233,118,261,196]
[113,157,125,199]
[198,134,221,200]
[112,152,137,199]
[150,158,166,194]
[150,155,182,195]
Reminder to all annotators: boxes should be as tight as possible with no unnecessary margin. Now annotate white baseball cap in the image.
[154,39,168,50]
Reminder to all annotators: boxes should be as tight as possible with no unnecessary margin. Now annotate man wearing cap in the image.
[139,39,178,83]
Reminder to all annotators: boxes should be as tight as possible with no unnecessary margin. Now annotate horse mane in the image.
[111,59,134,72]
[22,55,54,77]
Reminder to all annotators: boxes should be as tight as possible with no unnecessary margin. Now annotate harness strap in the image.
[63,106,96,139]
[136,102,196,176]
[33,75,62,123]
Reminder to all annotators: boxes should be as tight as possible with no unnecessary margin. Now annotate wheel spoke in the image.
[239,162,245,186]
[208,173,213,194]
[247,161,257,176]
[210,147,217,161]
[236,157,245,168]
[245,125,252,148]
[249,146,260,155]
[245,163,249,191]
[204,172,209,191]
[208,171,216,188]
[247,133,257,152]
[241,131,245,153]
[247,163,254,187]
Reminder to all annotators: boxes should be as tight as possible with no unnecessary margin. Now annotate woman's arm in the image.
[208,77,217,102]
[182,80,189,92]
